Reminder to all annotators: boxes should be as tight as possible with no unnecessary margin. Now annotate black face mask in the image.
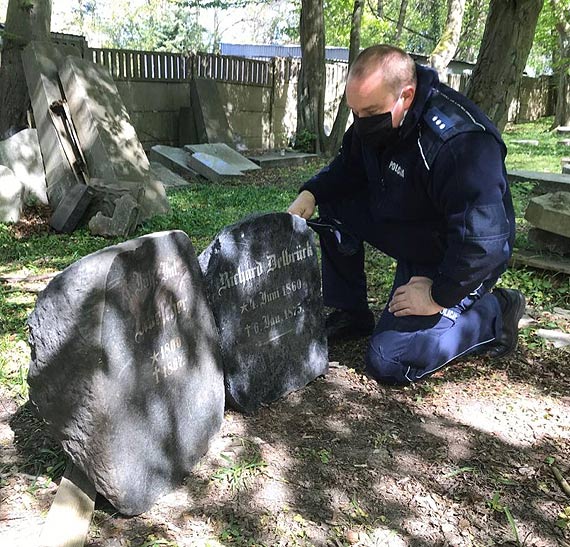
[353,111,399,149]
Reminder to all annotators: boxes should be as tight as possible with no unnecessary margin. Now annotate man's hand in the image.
[388,276,444,317]
[287,190,316,220]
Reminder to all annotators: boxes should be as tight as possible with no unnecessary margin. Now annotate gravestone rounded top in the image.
[199,212,328,412]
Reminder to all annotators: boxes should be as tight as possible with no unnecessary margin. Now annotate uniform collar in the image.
[398,63,440,141]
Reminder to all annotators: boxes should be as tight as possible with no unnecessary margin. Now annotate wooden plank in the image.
[38,463,96,547]
[511,249,570,275]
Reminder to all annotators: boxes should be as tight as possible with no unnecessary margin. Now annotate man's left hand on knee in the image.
[388,276,444,317]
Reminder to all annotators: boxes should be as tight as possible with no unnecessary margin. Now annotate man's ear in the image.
[401,85,415,109]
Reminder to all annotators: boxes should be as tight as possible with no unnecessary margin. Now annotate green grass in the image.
[1,118,568,407]
[503,116,564,173]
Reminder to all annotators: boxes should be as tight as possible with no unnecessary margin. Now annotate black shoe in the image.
[325,308,375,342]
[486,288,526,358]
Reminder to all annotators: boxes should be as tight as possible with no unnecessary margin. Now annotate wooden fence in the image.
[88,48,275,86]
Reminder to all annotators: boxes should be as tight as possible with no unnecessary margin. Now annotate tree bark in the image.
[465,0,544,132]
[552,0,570,127]
[0,0,52,140]
[325,0,364,156]
[429,0,467,79]
[394,0,409,44]
[296,0,326,153]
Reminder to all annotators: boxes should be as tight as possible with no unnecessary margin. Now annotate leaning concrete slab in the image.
[0,129,47,205]
[21,42,77,210]
[150,162,191,189]
[508,170,570,194]
[190,79,234,146]
[187,152,243,182]
[185,143,260,172]
[525,192,570,239]
[248,151,318,169]
[149,145,197,179]
[58,55,170,220]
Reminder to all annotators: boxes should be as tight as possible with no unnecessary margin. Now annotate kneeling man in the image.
[288,45,525,385]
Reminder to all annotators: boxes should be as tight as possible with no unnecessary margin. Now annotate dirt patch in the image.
[1,340,569,547]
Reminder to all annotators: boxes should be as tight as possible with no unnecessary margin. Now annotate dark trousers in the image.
[318,198,502,385]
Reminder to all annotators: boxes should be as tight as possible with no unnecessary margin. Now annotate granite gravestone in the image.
[28,231,225,515]
[199,213,328,413]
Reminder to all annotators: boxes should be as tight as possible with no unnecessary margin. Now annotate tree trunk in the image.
[296,0,326,154]
[429,0,467,79]
[455,0,486,63]
[394,0,409,44]
[465,0,544,132]
[552,0,570,127]
[325,0,364,156]
[0,0,52,140]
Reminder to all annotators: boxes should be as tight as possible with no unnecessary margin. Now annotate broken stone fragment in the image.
[88,194,139,237]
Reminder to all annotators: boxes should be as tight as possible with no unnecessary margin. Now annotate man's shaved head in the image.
[349,45,417,97]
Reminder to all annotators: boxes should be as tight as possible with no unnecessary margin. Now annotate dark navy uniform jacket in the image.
[302,64,515,309]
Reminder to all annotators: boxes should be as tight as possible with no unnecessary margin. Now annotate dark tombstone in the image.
[27,231,225,515]
[49,184,94,233]
[199,213,328,413]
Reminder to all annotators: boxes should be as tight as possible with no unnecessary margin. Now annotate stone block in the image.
[21,41,77,209]
[58,56,170,221]
[190,79,234,146]
[50,184,94,233]
[187,152,243,182]
[525,191,570,238]
[150,162,190,189]
[508,170,570,194]
[0,166,24,223]
[149,145,196,179]
[199,213,328,413]
[248,151,318,169]
[528,227,570,256]
[179,107,199,147]
[27,231,225,515]
[0,128,47,204]
[88,194,139,237]
[185,144,260,172]
[59,56,150,182]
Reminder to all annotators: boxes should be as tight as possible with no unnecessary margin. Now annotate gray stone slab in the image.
[248,151,319,169]
[59,56,150,182]
[0,128,47,205]
[508,170,570,194]
[27,231,225,515]
[178,106,199,147]
[150,162,191,189]
[564,165,570,175]
[559,140,570,146]
[50,184,94,233]
[525,191,570,238]
[21,41,77,210]
[556,126,570,134]
[184,144,260,172]
[149,145,197,179]
[58,56,170,221]
[187,152,243,182]
[528,227,570,256]
[88,194,139,237]
[199,212,328,413]
[511,249,570,275]
[190,78,234,146]
[0,166,24,223]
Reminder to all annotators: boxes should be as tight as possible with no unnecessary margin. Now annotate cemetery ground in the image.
[1,117,570,547]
